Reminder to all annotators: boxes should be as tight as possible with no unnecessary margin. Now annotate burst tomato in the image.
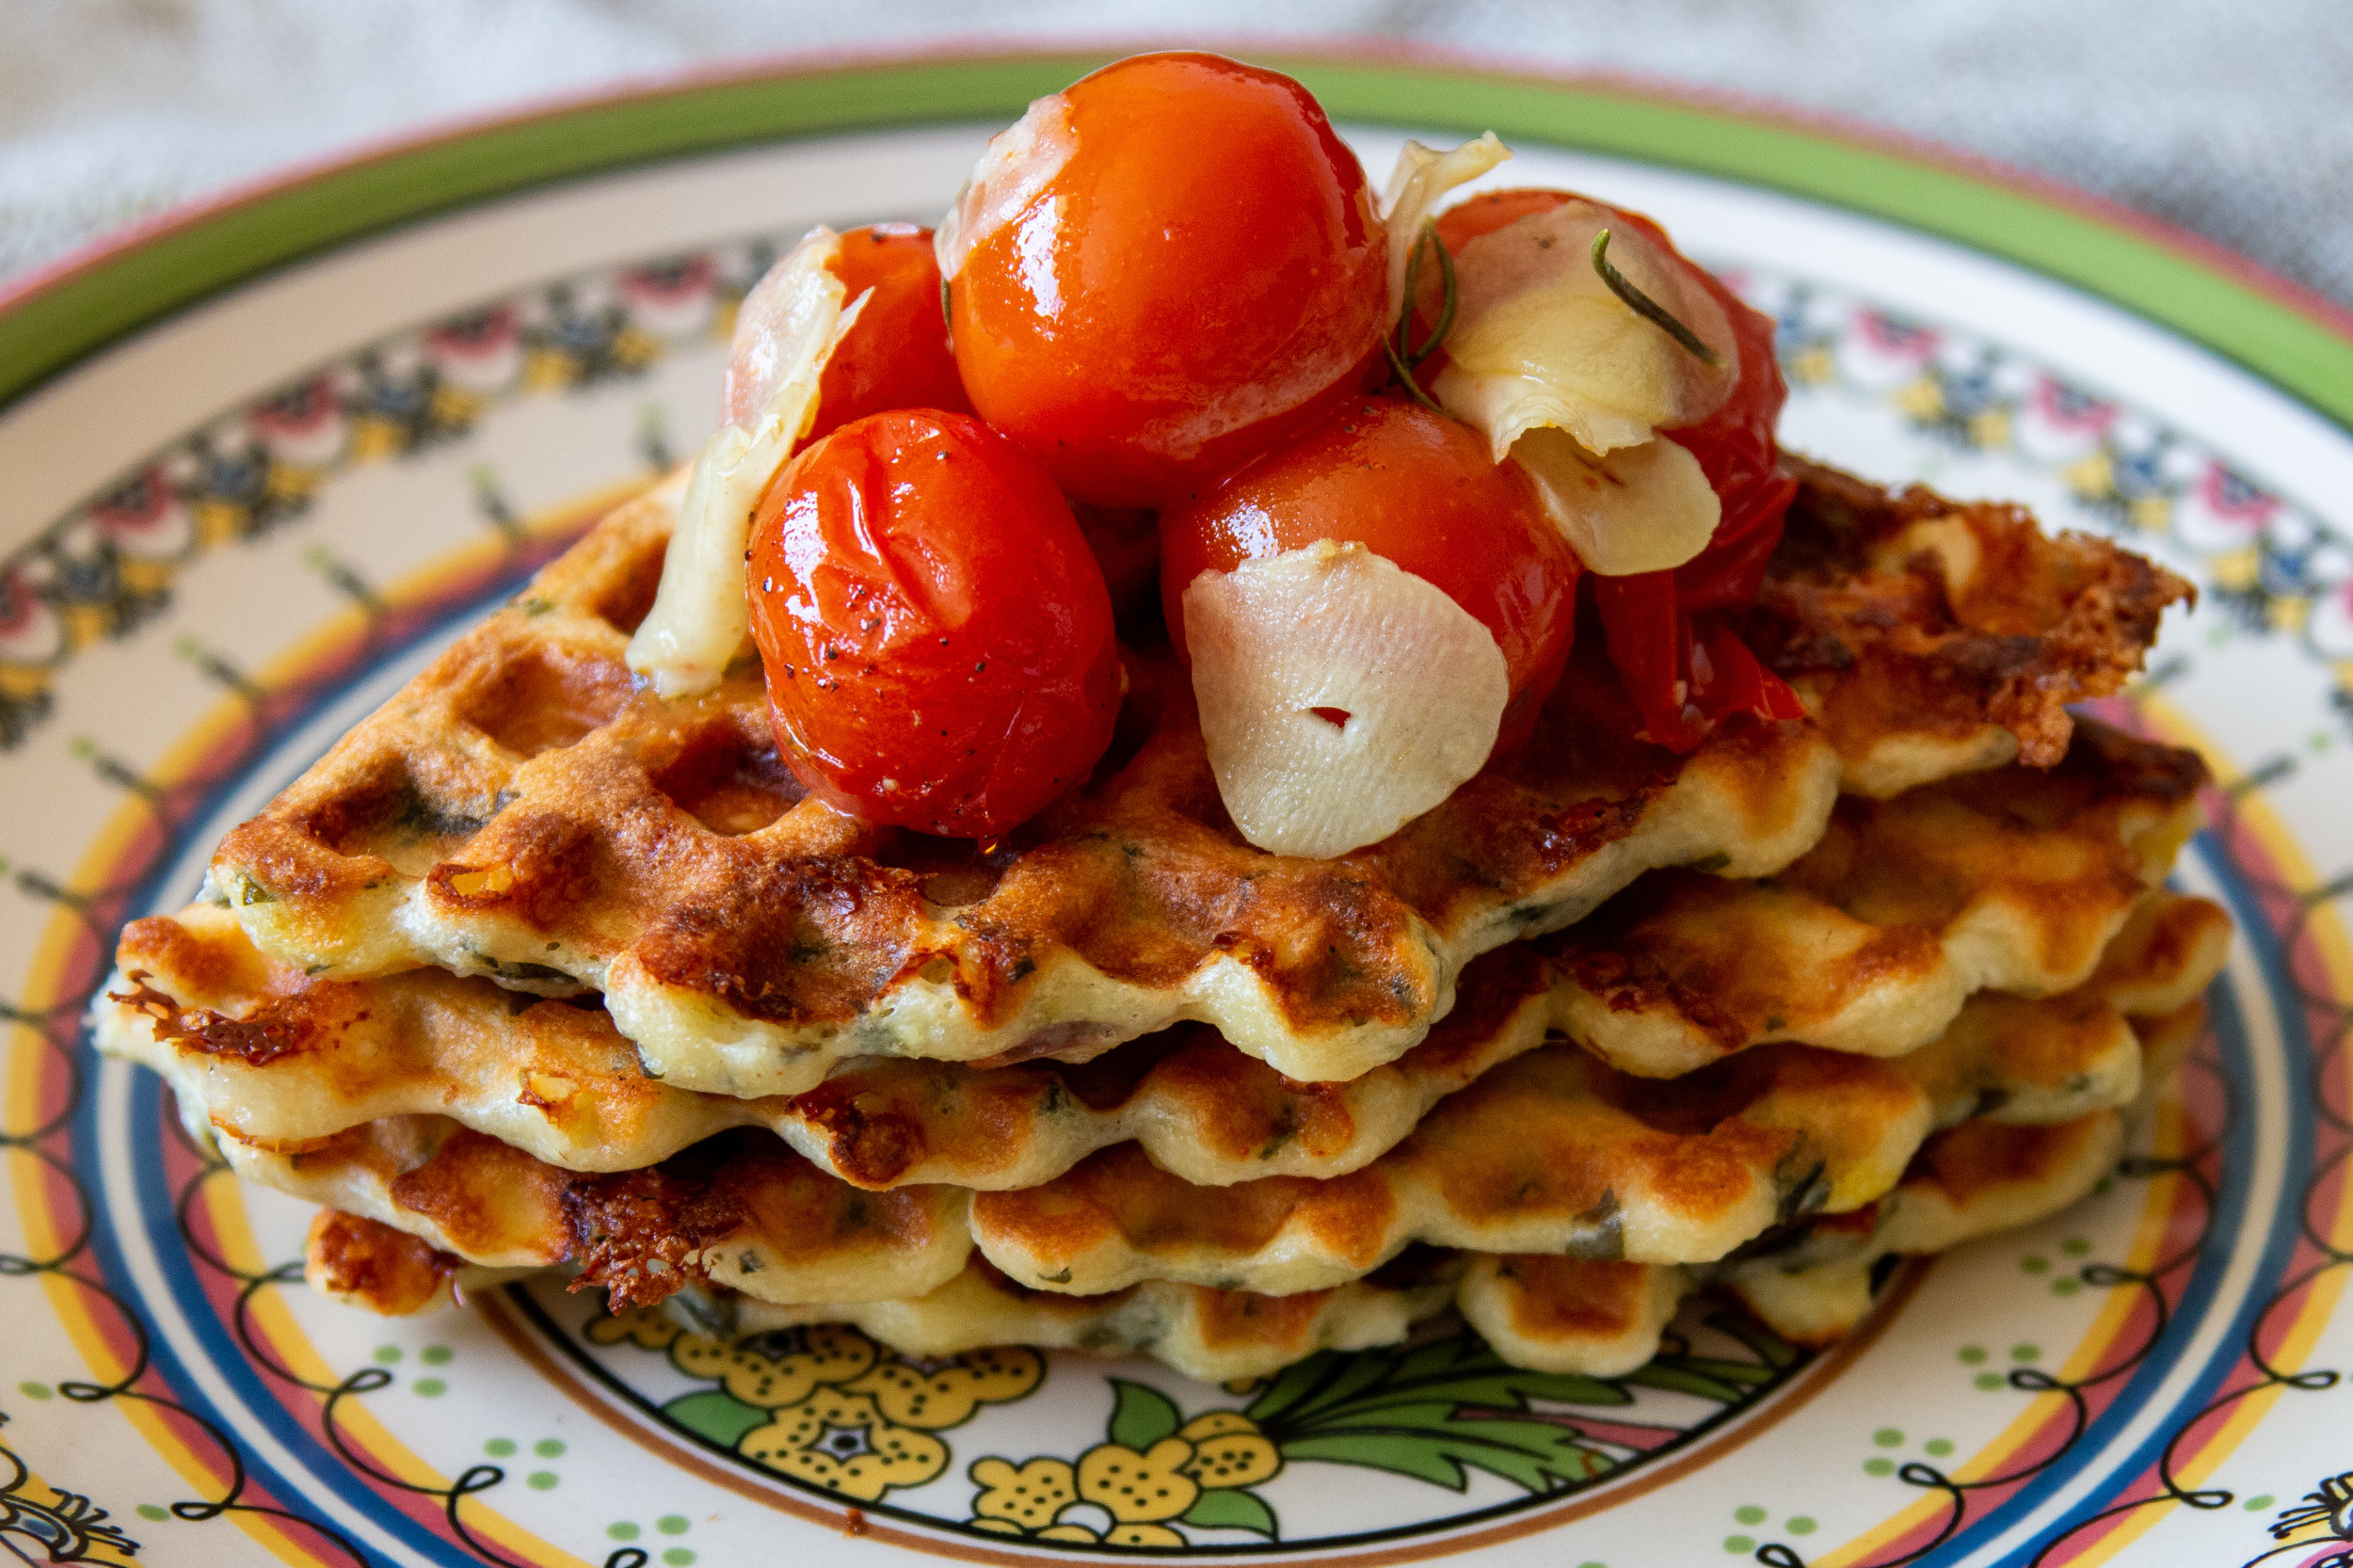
[747,409,1121,837]
[1160,397,1581,752]
[941,52,1387,506]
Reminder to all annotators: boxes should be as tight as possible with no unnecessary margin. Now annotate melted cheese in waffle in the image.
[201,460,2180,1094]
[1550,727,2208,1078]
[1760,458,2193,797]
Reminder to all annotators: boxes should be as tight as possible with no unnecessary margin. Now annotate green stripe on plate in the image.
[5,51,2350,434]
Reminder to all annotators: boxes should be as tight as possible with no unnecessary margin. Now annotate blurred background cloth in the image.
[4,0,2348,308]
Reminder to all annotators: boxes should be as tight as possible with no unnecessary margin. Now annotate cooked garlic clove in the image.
[1378,133,1512,316]
[629,232,866,698]
[721,227,844,427]
[1437,200,1736,457]
[1511,426,1721,575]
[1183,542,1508,859]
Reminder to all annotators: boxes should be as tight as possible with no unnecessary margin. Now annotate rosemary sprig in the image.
[1396,224,1458,369]
[1591,229,1721,366]
[1386,223,1458,412]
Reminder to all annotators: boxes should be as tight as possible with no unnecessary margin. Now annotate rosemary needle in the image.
[1591,229,1721,367]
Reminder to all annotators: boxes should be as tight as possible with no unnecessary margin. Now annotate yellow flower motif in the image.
[969,1457,1078,1529]
[739,1385,948,1502]
[671,1323,876,1407]
[1105,1525,1187,1547]
[586,1304,680,1350]
[848,1346,1045,1430]
[1178,1412,1283,1489]
[1078,1437,1201,1523]
[1037,1524,1102,1543]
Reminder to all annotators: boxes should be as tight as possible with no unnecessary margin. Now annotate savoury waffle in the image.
[1758,457,2192,797]
[1550,724,2207,1078]
[235,1118,975,1307]
[201,461,2185,1095]
[223,897,2214,1316]
[298,1089,2126,1381]
[715,1102,2132,1377]
[99,743,2214,1193]
[102,907,1564,1188]
[700,1253,1467,1384]
[1723,1109,2131,1346]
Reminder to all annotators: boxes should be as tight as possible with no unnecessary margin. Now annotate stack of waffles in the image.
[93,457,2229,1384]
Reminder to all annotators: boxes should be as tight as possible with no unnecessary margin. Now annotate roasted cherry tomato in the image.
[1160,397,1581,753]
[942,52,1387,506]
[1433,189,1800,750]
[747,410,1121,837]
[811,223,970,441]
[722,224,968,443]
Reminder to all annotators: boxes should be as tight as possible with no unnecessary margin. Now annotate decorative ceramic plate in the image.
[4,49,2349,1568]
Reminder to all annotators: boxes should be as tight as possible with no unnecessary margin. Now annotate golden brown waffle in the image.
[706,1253,1467,1384]
[1889,895,2228,1128]
[1550,726,2208,1078]
[1724,1110,2128,1345]
[298,1090,2117,1377]
[1759,457,2193,796]
[202,460,2185,1094]
[229,945,2205,1315]
[102,907,1564,1187]
[232,1118,975,1307]
[1453,1256,1697,1377]
[99,753,2217,1193]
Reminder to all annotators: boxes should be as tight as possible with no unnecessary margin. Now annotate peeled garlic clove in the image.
[1182,542,1509,859]
[1437,200,1736,457]
[722,227,844,426]
[935,92,1079,283]
[1378,132,1511,315]
[629,232,865,698]
[1511,427,1721,575]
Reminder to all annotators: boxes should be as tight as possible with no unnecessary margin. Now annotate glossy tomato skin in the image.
[808,224,970,443]
[946,52,1388,507]
[748,410,1121,837]
[1160,397,1581,752]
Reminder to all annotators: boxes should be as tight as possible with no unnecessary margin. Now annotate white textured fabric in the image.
[3,0,2346,309]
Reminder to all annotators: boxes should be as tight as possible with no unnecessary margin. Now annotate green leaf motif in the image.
[1180,1487,1278,1537]
[1279,1405,1612,1495]
[1624,1354,1775,1405]
[1105,1379,1182,1450]
[663,1388,769,1448]
[1249,1336,1629,1435]
[1241,1317,1799,1497]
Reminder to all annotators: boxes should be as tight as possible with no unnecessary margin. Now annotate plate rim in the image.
[1,38,2350,432]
